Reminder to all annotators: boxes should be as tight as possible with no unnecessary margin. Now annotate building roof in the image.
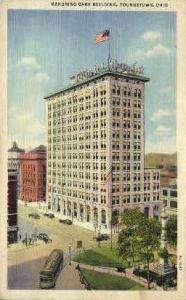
[8,141,25,153]
[29,145,46,154]
[44,69,150,100]
[20,145,46,160]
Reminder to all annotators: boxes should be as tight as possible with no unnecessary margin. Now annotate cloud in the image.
[8,104,46,150]
[146,136,176,154]
[33,72,50,82]
[151,108,174,121]
[142,31,161,41]
[155,125,171,136]
[16,56,41,70]
[135,44,171,58]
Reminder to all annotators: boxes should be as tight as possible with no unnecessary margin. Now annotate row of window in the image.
[112,99,142,108]
[112,193,159,205]
[112,86,142,98]
[50,100,142,118]
[162,189,177,197]
[48,110,142,127]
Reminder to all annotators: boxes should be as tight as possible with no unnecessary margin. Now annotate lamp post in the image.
[109,211,113,251]
[97,225,101,248]
[69,244,72,265]
[93,221,98,239]
[71,212,74,224]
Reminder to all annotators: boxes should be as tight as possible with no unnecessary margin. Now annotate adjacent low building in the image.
[8,169,18,244]
[8,141,25,199]
[161,179,177,215]
[20,145,46,203]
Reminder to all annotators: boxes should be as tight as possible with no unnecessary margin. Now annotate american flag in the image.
[95,30,110,43]
[106,165,112,183]
[106,164,112,194]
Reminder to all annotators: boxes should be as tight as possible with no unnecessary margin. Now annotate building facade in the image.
[45,60,161,230]
[8,169,18,244]
[8,141,25,199]
[20,145,46,203]
[161,179,177,215]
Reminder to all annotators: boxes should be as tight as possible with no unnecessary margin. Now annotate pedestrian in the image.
[29,238,31,245]
[19,234,21,240]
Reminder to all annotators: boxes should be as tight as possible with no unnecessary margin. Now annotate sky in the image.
[8,10,176,153]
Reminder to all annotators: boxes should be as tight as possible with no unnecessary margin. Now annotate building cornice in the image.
[44,70,150,100]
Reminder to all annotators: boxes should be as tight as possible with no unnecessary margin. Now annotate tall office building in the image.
[45,60,161,230]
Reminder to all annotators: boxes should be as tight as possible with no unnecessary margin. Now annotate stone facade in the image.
[8,141,25,199]
[20,145,46,203]
[45,63,161,230]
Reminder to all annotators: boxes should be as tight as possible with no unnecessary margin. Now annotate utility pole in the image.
[69,244,72,265]
[110,216,113,251]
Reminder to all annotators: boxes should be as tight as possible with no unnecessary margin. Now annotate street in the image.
[8,204,106,289]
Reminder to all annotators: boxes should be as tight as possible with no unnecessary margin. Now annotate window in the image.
[112,85,116,94]
[116,86,120,96]
[138,89,142,99]
[170,200,177,208]
[170,190,177,197]
[163,189,168,196]
[123,87,127,96]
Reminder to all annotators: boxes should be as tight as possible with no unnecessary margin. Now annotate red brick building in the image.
[20,145,46,203]
[8,169,18,244]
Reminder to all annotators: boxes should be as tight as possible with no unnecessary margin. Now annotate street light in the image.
[69,244,72,265]
[110,217,113,251]
[93,221,98,238]
[97,225,101,248]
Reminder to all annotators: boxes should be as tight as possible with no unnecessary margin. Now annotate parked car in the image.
[43,213,49,217]
[38,233,52,243]
[43,212,55,218]
[96,233,110,241]
[59,219,72,225]
[28,213,40,219]
[48,213,55,218]
[43,236,52,243]
[38,233,49,239]
[59,218,64,223]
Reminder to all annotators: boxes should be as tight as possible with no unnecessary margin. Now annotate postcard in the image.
[0,0,186,299]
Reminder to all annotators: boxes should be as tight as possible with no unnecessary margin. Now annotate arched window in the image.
[101,210,106,224]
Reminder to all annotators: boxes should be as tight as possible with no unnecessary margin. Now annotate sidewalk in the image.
[8,240,41,252]
[55,262,85,290]
[77,262,148,288]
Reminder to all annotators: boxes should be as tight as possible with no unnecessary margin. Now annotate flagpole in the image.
[108,31,111,69]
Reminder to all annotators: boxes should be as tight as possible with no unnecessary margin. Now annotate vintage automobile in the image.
[38,233,52,243]
[96,233,110,241]
[28,213,40,219]
[59,219,72,225]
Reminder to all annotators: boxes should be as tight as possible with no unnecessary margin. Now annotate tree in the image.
[138,217,161,289]
[118,227,140,267]
[165,215,177,246]
[118,209,144,266]
[118,209,161,289]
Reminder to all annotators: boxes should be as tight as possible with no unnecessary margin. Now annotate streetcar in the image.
[39,249,63,289]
